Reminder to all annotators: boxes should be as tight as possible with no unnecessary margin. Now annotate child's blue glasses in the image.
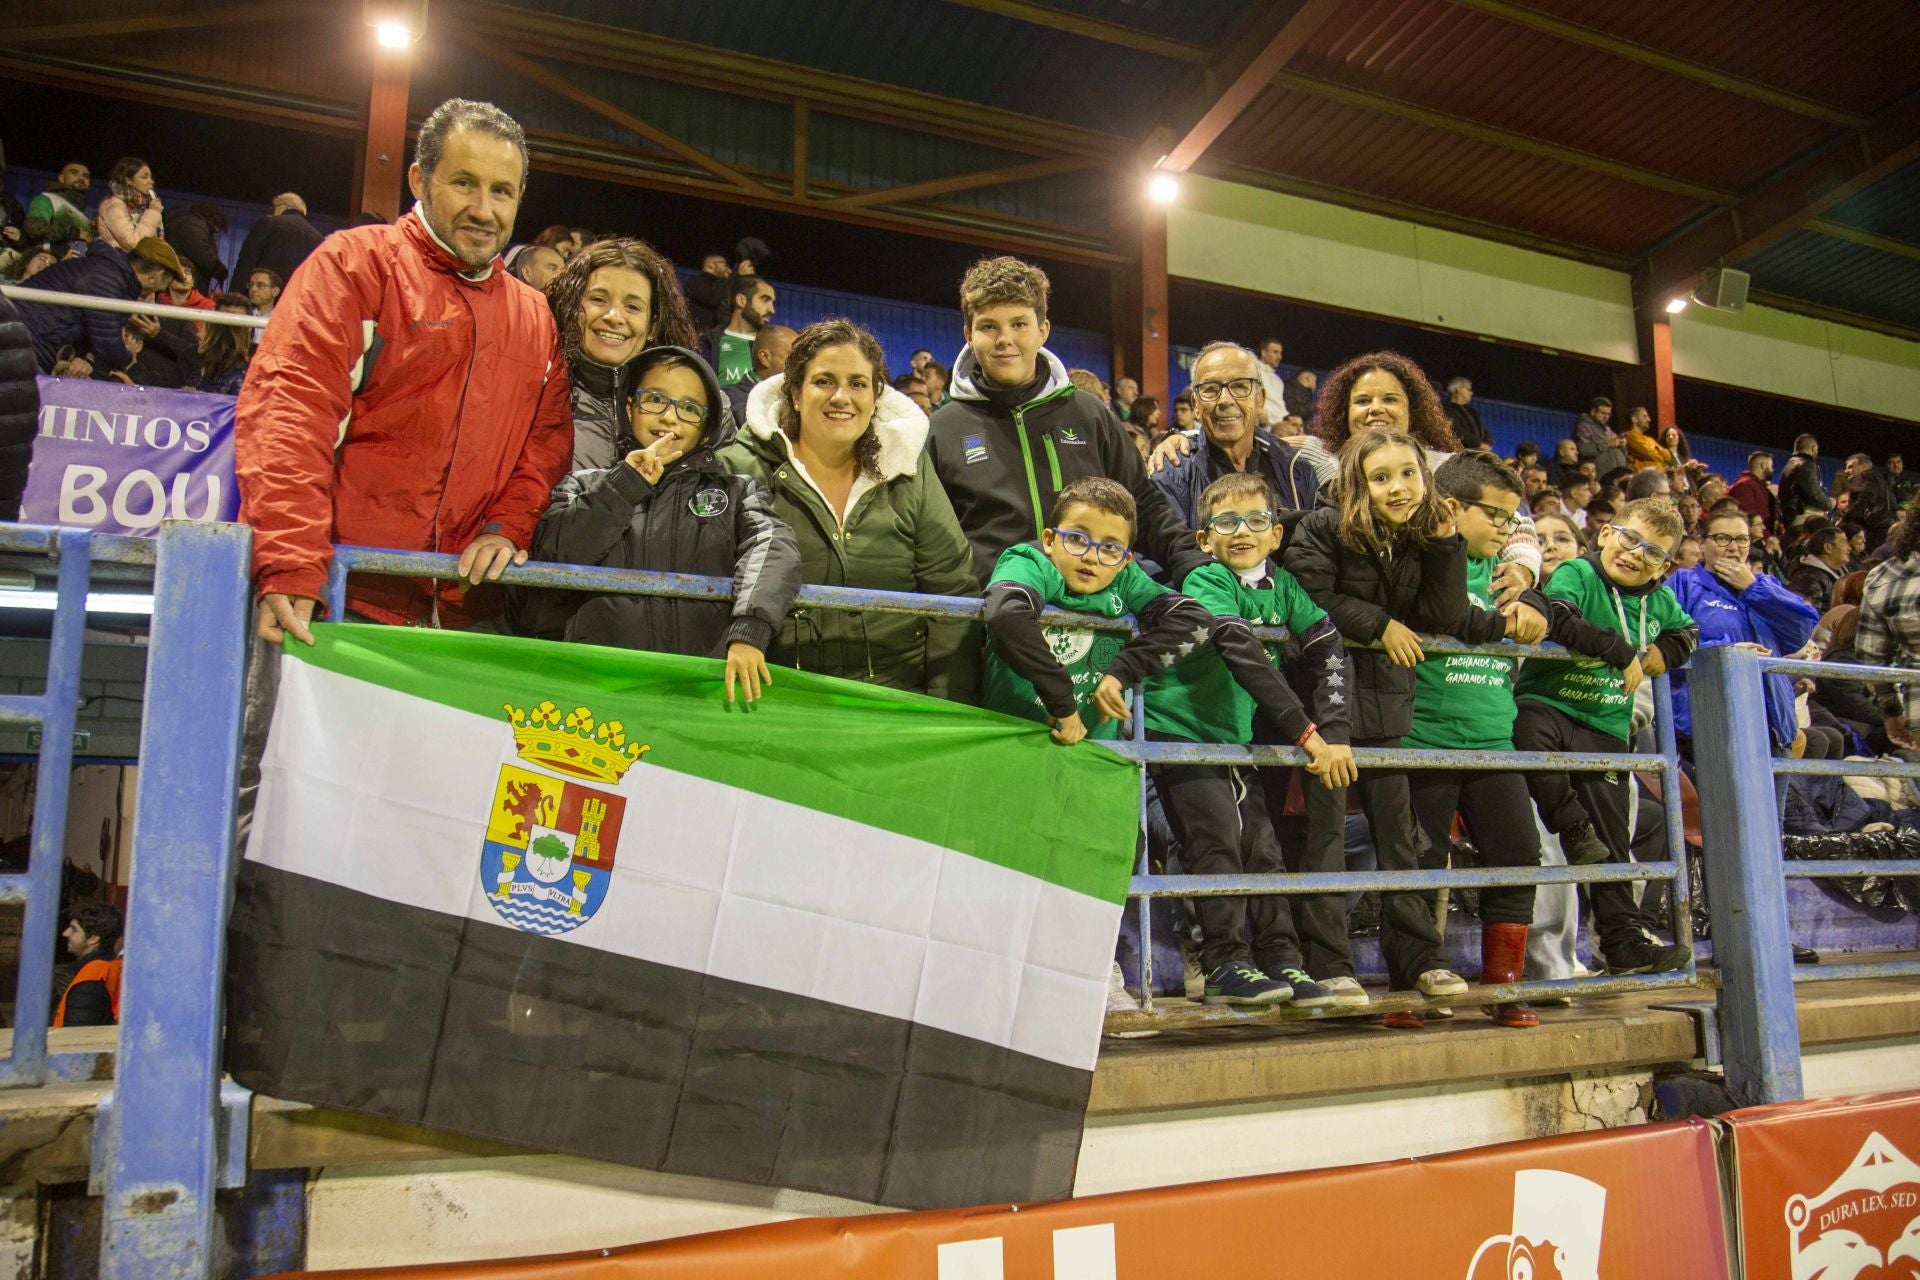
[1049,529,1132,567]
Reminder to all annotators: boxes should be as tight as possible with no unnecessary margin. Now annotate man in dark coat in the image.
[12,237,186,373]
[231,193,325,289]
[164,202,228,288]
[0,293,37,520]
[1777,433,1832,528]
[1444,376,1490,450]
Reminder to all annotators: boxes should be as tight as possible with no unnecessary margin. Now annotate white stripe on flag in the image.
[249,658,1121,1072]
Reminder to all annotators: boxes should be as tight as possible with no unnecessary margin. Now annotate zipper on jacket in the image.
[1010,408,1048,542]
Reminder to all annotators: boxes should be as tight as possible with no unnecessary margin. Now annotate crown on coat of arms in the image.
[503,700,648,784]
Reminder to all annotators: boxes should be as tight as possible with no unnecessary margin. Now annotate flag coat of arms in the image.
[225,626,1139,1209]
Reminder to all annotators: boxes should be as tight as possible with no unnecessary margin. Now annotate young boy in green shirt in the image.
[1141,474,1356,1006]
[1513,496,1699,975]
[1404,455,1556,1028]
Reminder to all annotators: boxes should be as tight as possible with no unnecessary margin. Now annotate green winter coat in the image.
[717,375,980,698]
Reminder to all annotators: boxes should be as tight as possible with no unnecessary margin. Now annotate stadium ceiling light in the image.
[375,21,414,48]
[1147,172,1181,205]
[1666,296,1689,314]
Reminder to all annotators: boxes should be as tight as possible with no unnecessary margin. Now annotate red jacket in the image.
[235,211,573,625]
[1728,470,1781,535]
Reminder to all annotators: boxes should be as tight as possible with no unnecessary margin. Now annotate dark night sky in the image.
[5,80,1902,459]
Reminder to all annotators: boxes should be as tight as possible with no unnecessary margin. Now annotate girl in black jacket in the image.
[533,346,801,704]
[1283,428,1478,1013]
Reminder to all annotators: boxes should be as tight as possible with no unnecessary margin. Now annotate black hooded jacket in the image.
[531,346,801,658]
[0,293,37,521]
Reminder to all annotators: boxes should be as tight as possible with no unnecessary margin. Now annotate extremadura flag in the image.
[225,625,1139,1209]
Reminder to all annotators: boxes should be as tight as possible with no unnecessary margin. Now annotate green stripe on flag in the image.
[285,625,1139,905]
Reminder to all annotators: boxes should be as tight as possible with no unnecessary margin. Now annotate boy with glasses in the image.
[1512,498,1699,974]
[1140,473,1355,1006]
[533,346,799,704]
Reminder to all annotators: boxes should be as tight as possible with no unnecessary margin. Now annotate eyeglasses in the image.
[1605,524,1673,566]
[1049,529,1132,567]
[1204,510,1275,535]
[1465,500,1517,530]
[633,389,709,426]
[1189,377,1261,403]
[1705,533,1752,549]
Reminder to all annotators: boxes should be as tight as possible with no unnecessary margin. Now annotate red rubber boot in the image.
[1481,923,1538,1028]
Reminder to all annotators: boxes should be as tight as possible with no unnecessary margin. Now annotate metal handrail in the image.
[0,282,267,329]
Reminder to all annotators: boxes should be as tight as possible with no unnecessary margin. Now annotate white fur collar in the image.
[742,375,929,481]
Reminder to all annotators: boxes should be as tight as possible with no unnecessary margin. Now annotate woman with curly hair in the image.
[543,237,699,471]
[1313,350,1541,593]
[718,318,978,696]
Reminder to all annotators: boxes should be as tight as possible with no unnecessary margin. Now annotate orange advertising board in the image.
[1725,1089,1920,1280]
[293,1119,1730,1279]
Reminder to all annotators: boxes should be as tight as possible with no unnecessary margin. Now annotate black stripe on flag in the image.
[225,864,1090,1209]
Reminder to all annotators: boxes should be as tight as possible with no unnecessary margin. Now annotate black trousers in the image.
[1151,734,1303,974]
[1347,737,1448,990]
[1513,699,1663,951]
[1265,765,1354,980]
[1409,766,1539,926]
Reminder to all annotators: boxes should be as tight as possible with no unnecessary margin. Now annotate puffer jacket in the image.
[235,209,573,625]
[1282,506,1470,741]
[11,239,142,371]
[532,346,800,658]
[0,293,37,520]
[566,355,629,471]
[718,377,979,697]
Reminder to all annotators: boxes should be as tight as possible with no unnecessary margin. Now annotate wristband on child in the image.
[1295,723,1319,747]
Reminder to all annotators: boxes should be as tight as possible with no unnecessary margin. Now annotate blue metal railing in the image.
[8,520,1913,1274]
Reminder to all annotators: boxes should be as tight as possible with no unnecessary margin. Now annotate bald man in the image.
[234,190,325,291]
[722,323,797,424]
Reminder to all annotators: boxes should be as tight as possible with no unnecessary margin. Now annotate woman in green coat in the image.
[718,319,979,697]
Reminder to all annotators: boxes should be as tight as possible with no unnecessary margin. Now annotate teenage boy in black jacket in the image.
[927,256,1208,588]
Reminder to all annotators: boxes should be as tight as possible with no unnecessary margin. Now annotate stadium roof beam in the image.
[827,156,1105,212]
[0,2,327,45]
[1806,219,1920,265]
[1157,0,1348,174]
[447,32,770,196]
[936,0,1210,62]
[1269,69,1739,206]
[1638,96,1920,300]
[1442,0,1873,130]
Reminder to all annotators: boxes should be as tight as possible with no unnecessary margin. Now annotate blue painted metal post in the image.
[0,529,92,1088]
[99,521,254,1279]
[1689,644,1803,1105]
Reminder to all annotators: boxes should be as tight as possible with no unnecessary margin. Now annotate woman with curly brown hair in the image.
[544,237,699,470]
[1314,351,1542,595]
[718,318,978,696]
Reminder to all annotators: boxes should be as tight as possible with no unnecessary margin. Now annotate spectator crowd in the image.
[4,97,1917,1038]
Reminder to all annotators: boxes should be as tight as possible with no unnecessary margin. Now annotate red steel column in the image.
[355,45,412,223]
[1141,203,1169,404]
[1615,305,1678,428]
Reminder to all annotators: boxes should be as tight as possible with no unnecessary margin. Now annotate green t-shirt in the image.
[1513,556,1693,739]
[982,542,1169,741]
[1405,556,1516,752]
[714,331,754,385]
[1143,561,1326,745]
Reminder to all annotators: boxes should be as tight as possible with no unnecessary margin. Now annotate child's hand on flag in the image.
[724,643,772,705]
[1049,711,1088,744]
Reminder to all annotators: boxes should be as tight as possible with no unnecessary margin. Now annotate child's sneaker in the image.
[1203,961,1294,1006]
[1416,968,1469,997]
[1104,962,1159,1038]
[1182,946,1205,1000]
[1562,821,1612,866]
[1321,975,1370,1008]
[1272,967,1336,1009]
[1600,936,1690,975]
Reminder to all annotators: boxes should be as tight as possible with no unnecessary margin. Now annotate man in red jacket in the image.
[1727,449,1782,538]
[236,96,572,643]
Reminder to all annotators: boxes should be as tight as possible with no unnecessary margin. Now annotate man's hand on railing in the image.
[1304,734,1357,789]
[456,532,528,586]
[724,642,772,705]
[256,594,316,646]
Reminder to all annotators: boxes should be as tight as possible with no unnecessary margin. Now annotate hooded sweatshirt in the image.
[716,377,979,697]
[927,346,1208,586]
[532,346,801,659]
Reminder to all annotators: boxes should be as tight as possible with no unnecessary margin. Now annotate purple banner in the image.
[22,375,238,535]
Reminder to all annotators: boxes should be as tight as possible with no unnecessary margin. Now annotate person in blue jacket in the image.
[1668,506,1820,761]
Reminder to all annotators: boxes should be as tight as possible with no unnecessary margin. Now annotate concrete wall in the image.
[0,639,145,762]
[1168,174,1920,424]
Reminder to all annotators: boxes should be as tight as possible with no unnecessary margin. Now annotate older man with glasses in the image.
[1667,507,1821,765]
[1149,341,1326,531]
